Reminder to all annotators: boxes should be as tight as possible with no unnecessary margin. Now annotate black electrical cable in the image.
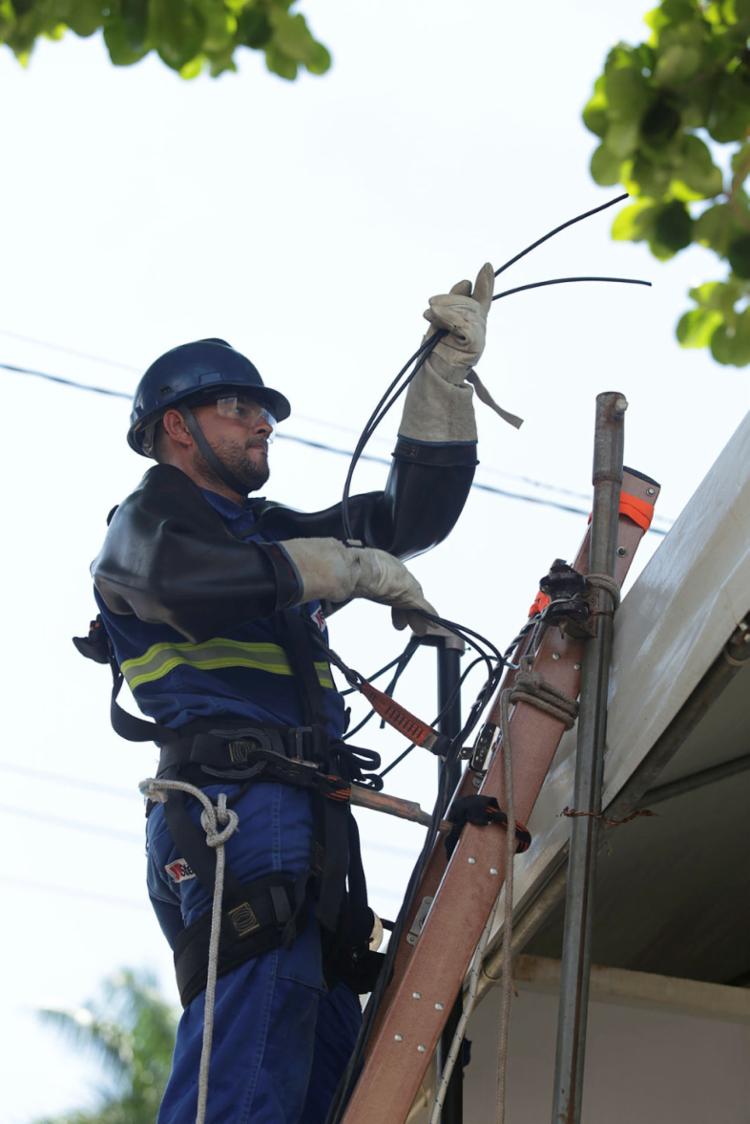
[493,192,629,277]
[340,638,423,741]
[376,653,489,781]
[339,192,647,542]
[340,333,442,541]
[493,275,651,302]
[340,636,419,697]
[326,598,548,1122]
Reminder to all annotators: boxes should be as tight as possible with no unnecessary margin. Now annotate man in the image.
[86,264,493,1123]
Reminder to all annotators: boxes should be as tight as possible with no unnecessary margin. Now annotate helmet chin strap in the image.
[179,405,250,498]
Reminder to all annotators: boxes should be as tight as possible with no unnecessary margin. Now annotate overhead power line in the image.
[0,328,609,503]
[0,765,417,859]
[0,874,148,912]
[1,360,669,533]
[0,760,139,799]
[0,329,140,371]
[0,803,143,843]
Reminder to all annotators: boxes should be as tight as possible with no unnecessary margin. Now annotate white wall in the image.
[461,980,750,1123]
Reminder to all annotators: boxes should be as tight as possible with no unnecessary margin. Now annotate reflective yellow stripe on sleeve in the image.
[121,637,335,692]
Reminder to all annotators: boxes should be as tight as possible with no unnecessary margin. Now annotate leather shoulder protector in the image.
[92,465,301,642]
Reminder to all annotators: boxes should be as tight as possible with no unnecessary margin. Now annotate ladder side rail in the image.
[367,464,649,1045]
[342,469,657,1124]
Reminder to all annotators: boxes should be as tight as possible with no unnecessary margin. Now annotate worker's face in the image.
[193,395,276,493]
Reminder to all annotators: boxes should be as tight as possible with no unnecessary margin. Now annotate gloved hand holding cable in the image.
[398,262,522,445]
[281,537,436,635]
[398,263,494,445]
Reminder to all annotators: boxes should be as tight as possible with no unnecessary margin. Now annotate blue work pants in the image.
[146,781,362,1123]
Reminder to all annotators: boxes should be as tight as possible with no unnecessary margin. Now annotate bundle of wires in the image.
[326,192,650,1122]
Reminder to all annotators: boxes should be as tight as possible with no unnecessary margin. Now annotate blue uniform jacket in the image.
[91,437,477,731]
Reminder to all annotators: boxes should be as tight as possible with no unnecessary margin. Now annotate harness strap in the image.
[279,608,329,727]
[173,872,307,1008]
[73,616,177,744]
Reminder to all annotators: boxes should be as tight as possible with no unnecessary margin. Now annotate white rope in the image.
[427,684,519,1124]
[495,689,516,1124]
[140,777,239,1124]
[428,898,500,1124]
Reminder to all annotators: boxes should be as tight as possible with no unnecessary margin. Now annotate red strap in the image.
[360,681,438,749]
[619,490,653,531]
[528,591,551,618]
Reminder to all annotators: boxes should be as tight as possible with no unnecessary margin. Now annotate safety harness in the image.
[74,608,385,1005]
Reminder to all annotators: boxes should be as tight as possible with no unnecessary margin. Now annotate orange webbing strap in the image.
[359,681,439,750]
[587,491,654,532]
[619,490,654,531]
[528,591,551,618]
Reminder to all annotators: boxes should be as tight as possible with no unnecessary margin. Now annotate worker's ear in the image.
[161,408,193,450]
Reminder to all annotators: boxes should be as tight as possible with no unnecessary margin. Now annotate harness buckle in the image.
[292,726,314,763]
[226,729,273,763]
[227,902,261,938]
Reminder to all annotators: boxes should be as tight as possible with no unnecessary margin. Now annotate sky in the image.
[1,1,749,1119]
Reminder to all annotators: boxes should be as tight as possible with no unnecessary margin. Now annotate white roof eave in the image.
[510,409,750,916]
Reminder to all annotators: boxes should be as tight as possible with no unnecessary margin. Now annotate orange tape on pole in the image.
[619,491,653,531]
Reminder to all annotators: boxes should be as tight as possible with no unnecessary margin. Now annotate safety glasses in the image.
[215,395,277,435]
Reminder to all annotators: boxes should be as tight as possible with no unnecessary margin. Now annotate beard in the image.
[194,437,270,495]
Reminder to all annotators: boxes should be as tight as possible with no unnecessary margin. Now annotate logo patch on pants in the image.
[165,858,196,883]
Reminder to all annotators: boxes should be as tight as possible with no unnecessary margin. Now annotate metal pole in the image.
[435,634,465,1124]
[551,391,627,1124]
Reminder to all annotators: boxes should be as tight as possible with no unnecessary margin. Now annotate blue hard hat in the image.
[127,338,291,455]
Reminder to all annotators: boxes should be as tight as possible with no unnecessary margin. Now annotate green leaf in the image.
[651,199,693,255]
[103,1,150,66]
[605,118,640,158]
[676,306,724,346]
[673,133,724,197]
[590,142,623,186]
[710,309,750,364]
[728,233,750,278]
[644,4,670,41]
[605,63,651,120]
[151,0,205,69]
[694,203,735,254]
[640,96,681,147]
[65,0,102,38]
[194,0,235,52]
[730,142,750,180]
[269,8,314,61]
[582,76,609,138]
[654,43,703,84]
[688,277,744,314]
[611,198,659,241]
[264,42,298,79]
[179,54,204,78]
[305,39,330,75]
[708,71,750,142]
[625,153,673,196]
[237,6,272,49]
[0,0,15,38]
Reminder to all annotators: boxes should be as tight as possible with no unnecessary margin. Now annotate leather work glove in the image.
[281,537,436,635]
[399,263,494,445]
[423,262,494,384]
